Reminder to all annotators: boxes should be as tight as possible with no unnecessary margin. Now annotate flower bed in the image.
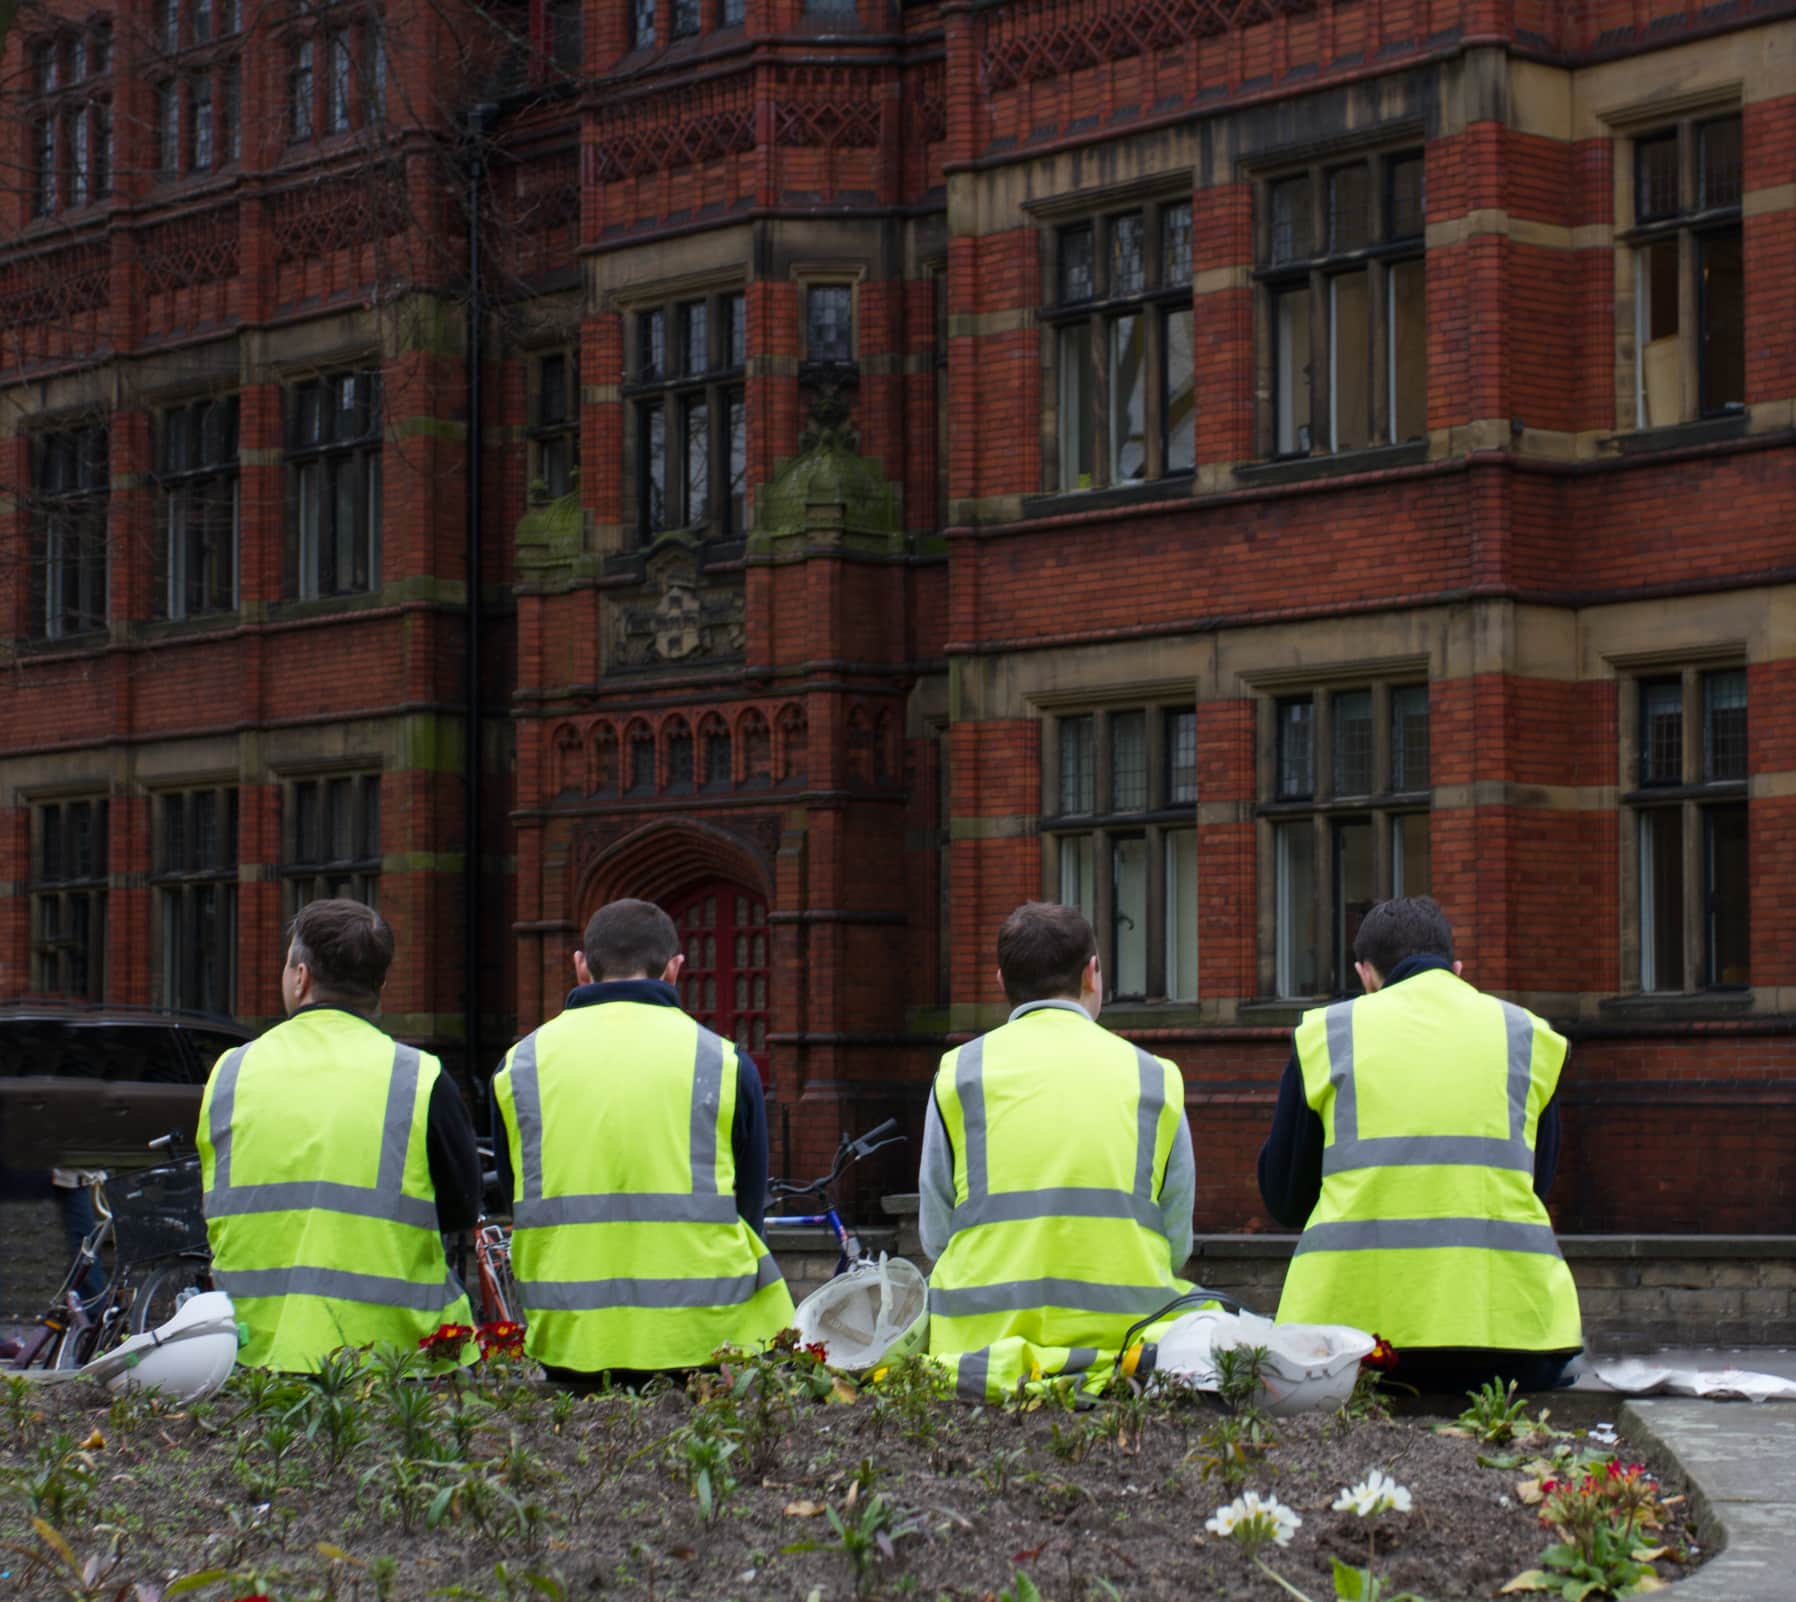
[0,1341,1701,1602]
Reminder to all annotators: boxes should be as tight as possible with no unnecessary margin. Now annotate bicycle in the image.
[9,1133,212,1372]
[764,1119,908,1277]
[458,1139,520,1328]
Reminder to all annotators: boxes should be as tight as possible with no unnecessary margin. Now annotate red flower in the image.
[418,1322,475,1356]
[1361,1336,1399,1372]
[802,1341,830,1364]
[476,1320,526,1360]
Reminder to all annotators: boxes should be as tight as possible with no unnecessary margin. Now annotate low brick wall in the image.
[1180,1235,1796,1350]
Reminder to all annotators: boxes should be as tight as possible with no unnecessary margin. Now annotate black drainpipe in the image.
[464,102,497,1096]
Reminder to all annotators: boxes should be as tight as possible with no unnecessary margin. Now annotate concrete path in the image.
[1621,1397,1796,1601]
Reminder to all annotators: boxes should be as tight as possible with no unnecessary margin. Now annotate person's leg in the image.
[1390,1348,1578,1397]
[55,1185,108,1304]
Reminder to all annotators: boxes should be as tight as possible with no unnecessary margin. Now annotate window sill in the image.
[1023,472,1194,520]
[267,590,386,623]
[136,613,241,642]
[1610,413,1748,456]
[1234,441,1427,489]
[1236,997,1323,1029]
[14,632,109,660]
[1595,989,1755,1023]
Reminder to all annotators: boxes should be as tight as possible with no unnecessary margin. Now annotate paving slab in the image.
[1621,1398,1796,1601]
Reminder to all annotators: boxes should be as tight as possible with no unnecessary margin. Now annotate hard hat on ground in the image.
[792,1255,928,1369]
[80,1290,244,1404]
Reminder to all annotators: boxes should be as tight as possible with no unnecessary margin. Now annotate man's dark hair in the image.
[583,898,680,980]
[288,899,394,1007]
[996,901,1098,1006]
[1353,896,1455,978]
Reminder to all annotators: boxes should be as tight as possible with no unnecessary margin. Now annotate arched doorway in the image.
[666,879,771,1070]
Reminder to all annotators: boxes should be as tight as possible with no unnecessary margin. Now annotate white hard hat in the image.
[793,1255,928,1369]
[1153,1306,1375,1414]
[81,1290,244,1404]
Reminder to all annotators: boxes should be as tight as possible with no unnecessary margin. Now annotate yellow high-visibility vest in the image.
[927,1006,1189,1400]
[491,1001,794,1372]
[1276,968,1582,1353]
[198,1008,471,1372]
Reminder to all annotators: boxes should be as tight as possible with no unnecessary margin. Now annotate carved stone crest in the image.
[608,542,745,671]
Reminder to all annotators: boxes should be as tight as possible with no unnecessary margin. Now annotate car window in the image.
[187,1030,245,1079]
[0,1020,75,1077]
[68,1026,190,1084]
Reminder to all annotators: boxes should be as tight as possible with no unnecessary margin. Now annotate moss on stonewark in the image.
[750,388,902,557]
[515,485,584,577]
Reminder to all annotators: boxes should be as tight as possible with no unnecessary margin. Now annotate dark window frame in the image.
[29,424,110,642]
[152,785,239,1013]
[1044,196,1196,493]
[1258,678,1432,999]
[1043,703,1201,1005]
[154,395,240,621]
[280,772,381,913]
[625,287,749,544]
[31,796,109,1001]
[27,21,115,217]
[1623,665,1749,993]
[284,368,383,601]
[527,350,580,503]
[1623,111,1745,429]
[1256,147,1427,459]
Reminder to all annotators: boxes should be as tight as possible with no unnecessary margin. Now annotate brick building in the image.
[1,0,1791,1234]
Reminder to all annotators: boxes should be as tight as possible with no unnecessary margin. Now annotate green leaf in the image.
[1479,1453,1527,1469]
[162,1572,232,1598]
[695,1467,713,1521]
[427,1484,457,1528]
[1498,1571,1555,1594]
[1333,1558,1373,1602]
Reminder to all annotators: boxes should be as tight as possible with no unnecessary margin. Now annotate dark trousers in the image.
[1388,1348,1579,1397]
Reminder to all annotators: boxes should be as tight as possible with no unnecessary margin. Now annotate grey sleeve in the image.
[1159,1110,1196,1274]
[917,1089,956,1261]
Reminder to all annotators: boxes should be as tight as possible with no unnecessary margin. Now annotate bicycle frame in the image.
[10,1171,115,1371]
[764,1120,904,1279]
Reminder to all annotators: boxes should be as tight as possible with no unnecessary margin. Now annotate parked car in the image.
[0,1003,252,1171]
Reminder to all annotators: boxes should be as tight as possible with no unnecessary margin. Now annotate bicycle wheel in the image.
[53,1315,99,1370]
[127,1257,213,1336]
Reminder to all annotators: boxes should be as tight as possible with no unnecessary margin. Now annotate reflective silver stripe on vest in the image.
[205,1179,438,1230]
[508,1024,731,1225]
[511,1192,739,1227]
[930,1277,1181,1318]
[508,1033,545,1203]
[1321,995,1535,1177]
[947,1035,1165,1238]
[951,1185,1163,1233]
[1061,1346,1098,1376]
[521,1254,784,1312]
[213,1265,460,1310]
[956,1347,991,1402]
[206,1045,249,1188]
[204,1042,435,1229]
[690,1027,725,1193]
[1291,1218,1563,1257]
[955,1036,987,1201]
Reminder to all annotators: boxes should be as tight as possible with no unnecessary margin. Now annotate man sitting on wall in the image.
[490,898,794,1383]
[1259,895,1583,1392]
[920,901,1196,1400]
[199,899,482,1371]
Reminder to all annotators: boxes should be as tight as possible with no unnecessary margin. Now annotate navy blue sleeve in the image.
[1533,1091,1561,1202]
[489,1090,514,1215]
[426,1074,482,1234]
[1257,1050,1325,1230]
[732,1052,770,1239]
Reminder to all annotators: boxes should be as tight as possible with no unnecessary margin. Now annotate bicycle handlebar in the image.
[767,1121,908,1202]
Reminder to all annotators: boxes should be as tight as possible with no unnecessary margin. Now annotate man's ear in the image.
[1452,959,1464,977]
[661,952,686,986]
[573,949,594,986]
[1354,959,1383,994]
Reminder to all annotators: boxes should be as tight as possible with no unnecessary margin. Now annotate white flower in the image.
[1208,1491,1302,1549]
[1332,1468,1414,1517]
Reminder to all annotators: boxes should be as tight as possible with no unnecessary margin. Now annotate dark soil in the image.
[0,1360,1701,1602]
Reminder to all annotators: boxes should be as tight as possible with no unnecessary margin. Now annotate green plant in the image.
[305,1389,371,1470]
[1191,1410,1275,1493]
[384,1375,444,1460]
[3,1373,35,1442]
[1213,1343,1271,1412]
[1505,1520,1659,1600]
[667,1414,741,1524]
[1336,1368,1395,1425]
[5,1433,97,1527]
[997,1572,1044,1602]
[785,1493,922,1597]
[426,1466,533,1540]
[307,1343,367,1400]
[1503,1460,1674,1600]
[1456,1378,1532,1444]
[974,1444,1027,1497]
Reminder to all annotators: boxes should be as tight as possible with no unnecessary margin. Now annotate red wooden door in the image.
[668,880,771,1069]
